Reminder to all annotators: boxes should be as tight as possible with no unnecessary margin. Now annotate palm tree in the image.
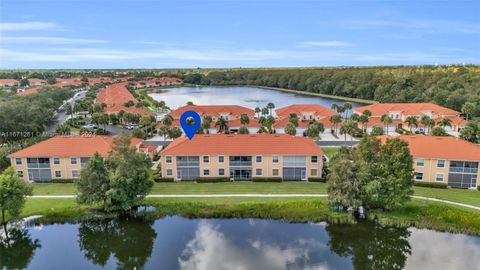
[215,117,229,134]
[254,107,261,118]
[439,118,452,129]
[461,102,475,121]
[342,102,352,118]
[261,107,269,117]
[329,115,342,135]
[421,115,435,134]
[288,113,298,127]
[359,114,369,132]
[162,114,173,127]
[240,114,250,125]
[381,114,393,135]
[350,113,360,122]
[284,122,296,136]
[362,110,372,131]
[405,116,418,132]
[266,102,275,116]
[340,120,357,142]
[201,116,212,134]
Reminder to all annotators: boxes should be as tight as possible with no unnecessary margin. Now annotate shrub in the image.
[196,177,230,183]
[414,181,448,189]
[154,177,174,183]
[308,177,326,183]
[252,177,282,182]
[477,186,480,191]
[49,179,76,183]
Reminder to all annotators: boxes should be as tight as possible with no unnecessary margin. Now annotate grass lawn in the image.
[413,186,480,207]
[321,147,339,158]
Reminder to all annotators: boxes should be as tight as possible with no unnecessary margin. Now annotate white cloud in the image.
[178,221,331,270]
[0,21,59,31]
[303,41,355,47]
[1,36,108,45]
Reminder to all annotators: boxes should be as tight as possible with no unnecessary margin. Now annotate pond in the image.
[149,86,365,111]
[1,216,479,270]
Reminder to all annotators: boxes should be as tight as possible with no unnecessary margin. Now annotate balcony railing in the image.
[177,162,200,167]
[229,161,252,167]
[449,167,478,174]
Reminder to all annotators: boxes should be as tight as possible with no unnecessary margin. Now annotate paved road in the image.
[316,141,358,147]
[46,90,86,134]
[28,194,480,211]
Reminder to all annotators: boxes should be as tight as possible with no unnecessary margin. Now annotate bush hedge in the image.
[154,177,174,183]
[308,177,326,183]
[413,181,448,189]
[196,177,231,183]
[36,179,76,183]
[252,177,282,182]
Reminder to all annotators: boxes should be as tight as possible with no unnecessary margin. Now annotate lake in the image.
[2,216,480,270]
[149,86,365,111]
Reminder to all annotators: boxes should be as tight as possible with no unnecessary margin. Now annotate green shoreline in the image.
[22,197,480,236]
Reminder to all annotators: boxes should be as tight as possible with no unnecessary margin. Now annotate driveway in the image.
[46,90,86,134]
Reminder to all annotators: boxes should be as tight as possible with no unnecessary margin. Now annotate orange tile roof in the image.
[355,103,459,116]
[364,116,403,127]
[28,78,46,84]
[161,134,323,155]
[0,79,19,85]
[275,104,338,118]
[436,116,468,127]
[96,83,137,107]
[18,87,42,96]
[169,105,255,118]
[273,117,336,128]
[378,135,480,161]
[9,135,143,158]
[104,104,155,116]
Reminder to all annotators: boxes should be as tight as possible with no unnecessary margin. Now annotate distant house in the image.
[160,134,323,181]
[354,103,467,134]
[0,79,19,87]
[8,135,143,182]
[274,104,339,135]
[96,83,153,116]
[165,105,257,134]
[28,78,47,86]
[378,135,480,189]
[130,77,182,89]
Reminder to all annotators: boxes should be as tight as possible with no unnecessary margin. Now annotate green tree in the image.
[366,138,414,210]
[420,115,435,134]
[381,114,393,135]
[284,122,297,136]
[340,119,358,142]
[168,127,183,139]
[288,113,299,127]
[254,107,261,118]
[106,136,153,211]
[77,153,110,211]
[438,118,452,129]
[238,126,249,134]
[201,116,212,134]
[461,102,475,121]
[162,114,173,127]
[405,116,418,131]
[0,168,33,224]
[329,115,342,135]
[266,102,275,116]
[240,114,250,125]
[215,117,229,134]
[56,123,71,135]
[431,126,448,136]
[343,102,352,118]
[19,78,29,87]
[370,126,384,136]
[460,122,479,143]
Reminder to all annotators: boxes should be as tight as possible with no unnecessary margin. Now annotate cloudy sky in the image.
[0,0,479,69]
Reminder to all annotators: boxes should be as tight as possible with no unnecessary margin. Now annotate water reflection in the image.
[326,222,411,270]
[0,225,41,269]
[2,217,479,270]
[78,219,157,270]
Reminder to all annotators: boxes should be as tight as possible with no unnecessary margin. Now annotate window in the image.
[166,156,172,163]
[15,158,22,165]
[415,172,423,181]
[17,171,23,178]
[166,169,173,176]
[256,168,262,176]
[219,156,224,163]
[55,171,61,178]
[437,160,445,168]
[272,155,279,163]
[272,169,279,176]
[256,155,262,163]
[311,169,318,176]
[72,170,79,178]
[311,156,318,163]
[436,173,444,182]
[219,168,225,176]
[203,156,209,163]
[416,159,424,167]
[203,169,210,176]
[71,157,77,165]
[53,158,60,165]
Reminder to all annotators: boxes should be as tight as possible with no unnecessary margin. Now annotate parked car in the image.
[82,123,97,129]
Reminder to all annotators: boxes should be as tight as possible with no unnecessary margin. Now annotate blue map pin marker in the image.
[180,110,201,140]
